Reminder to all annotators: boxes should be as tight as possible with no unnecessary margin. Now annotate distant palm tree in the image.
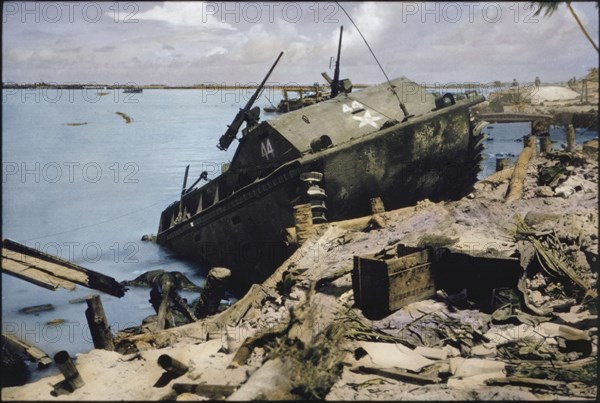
[531,2,599,53]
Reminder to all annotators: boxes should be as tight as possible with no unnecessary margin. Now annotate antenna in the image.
[335,2,411,120]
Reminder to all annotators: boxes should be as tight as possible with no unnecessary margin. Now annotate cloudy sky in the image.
[2,1,599,86]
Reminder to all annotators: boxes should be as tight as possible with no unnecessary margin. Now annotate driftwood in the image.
[85,295,114,350]
[566,124,576,152]
[505,135,536,203]
[114,230,339,353]
[1,333,52,368]
[480,167,515,184]
[355,365,440,384]
[1,238,125,297]
[172,383,237,399]
[486,376,564,389]
[194,267,231,318]
[19,304,55,314]
[115,282,278,352]
[156,280,173,330]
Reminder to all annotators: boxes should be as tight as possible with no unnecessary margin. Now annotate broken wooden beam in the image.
[194,267,231,319]
[505,135,536,203]
[566,124,576,152]
[1,333,52,368]
[19,304,55,314]
[1,238,126,297]
[356,365,440,384]
[172,383,237,399]
[156,279,173,330]
[485,376,564,389]
[85,295,114,351]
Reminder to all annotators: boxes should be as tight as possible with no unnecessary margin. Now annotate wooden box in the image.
[352,247,436,317]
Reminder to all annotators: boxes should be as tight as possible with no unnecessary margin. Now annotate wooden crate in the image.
[352,247,436,316]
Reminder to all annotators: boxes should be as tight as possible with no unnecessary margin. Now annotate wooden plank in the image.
[388,262,435,311]
[387,249,431,271]
[356,366,439,384]
[352,248,435,314]
[2,239,125,297]
[2,333,53,367]
[85,295,115,350]
[1,256,77,291]
[486,376,564,389]
[173,383,237,398]
[19,304,55,314]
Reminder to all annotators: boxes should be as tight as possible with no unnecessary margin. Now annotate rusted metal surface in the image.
[157,63,485,286]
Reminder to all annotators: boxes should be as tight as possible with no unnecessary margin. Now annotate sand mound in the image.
[530,86,579,103]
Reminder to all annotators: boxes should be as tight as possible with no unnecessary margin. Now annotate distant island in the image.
[1,82,369,90]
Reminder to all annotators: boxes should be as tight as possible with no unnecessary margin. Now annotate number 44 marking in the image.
[261,139,275,160]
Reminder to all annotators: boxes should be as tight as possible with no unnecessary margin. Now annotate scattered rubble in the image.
[1,139,597,400]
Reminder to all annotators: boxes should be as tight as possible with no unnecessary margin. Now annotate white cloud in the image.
[135,2,235,30]
[206,46,227,57]
[3,1,598,85]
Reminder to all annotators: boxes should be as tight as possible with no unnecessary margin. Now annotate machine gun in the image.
[330,26,343,98]
[322,26,352,97]
[217,51,284,151]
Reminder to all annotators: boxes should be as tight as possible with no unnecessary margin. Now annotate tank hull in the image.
[157,98,483,287]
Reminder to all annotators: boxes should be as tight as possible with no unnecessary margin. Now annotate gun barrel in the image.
[217,51,284,151]
[331,26,343,98]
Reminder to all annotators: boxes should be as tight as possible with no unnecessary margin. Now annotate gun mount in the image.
[217,51,284,151]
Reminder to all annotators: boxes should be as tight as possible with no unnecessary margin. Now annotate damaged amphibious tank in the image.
[157,51,486,286]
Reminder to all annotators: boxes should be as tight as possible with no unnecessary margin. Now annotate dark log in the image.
[356,365,439,384]
[495,158,508,172]
[228,336,258,368]
[566,124,576,152]
[85,295,114,350]
[194,267,231,318]
[173,383,237,398]
[19,304,55,314]
[539,135,552,154]
[156,279,174,330]
[370,197,385,214]
[157,354,188,376]
[53,351,84,393]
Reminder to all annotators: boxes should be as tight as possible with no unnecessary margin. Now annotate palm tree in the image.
[531,2,599,53]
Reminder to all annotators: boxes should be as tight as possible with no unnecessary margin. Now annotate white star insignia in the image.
[352,110,382,128]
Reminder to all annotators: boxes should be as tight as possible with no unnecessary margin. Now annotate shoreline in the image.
[3,136,597,400]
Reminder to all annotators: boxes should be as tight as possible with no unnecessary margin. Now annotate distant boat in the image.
[123,88,142,93]
[263,86,329,114]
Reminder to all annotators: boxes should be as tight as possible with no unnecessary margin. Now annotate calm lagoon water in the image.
[2,88,258,362]
[2,88,597,369]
